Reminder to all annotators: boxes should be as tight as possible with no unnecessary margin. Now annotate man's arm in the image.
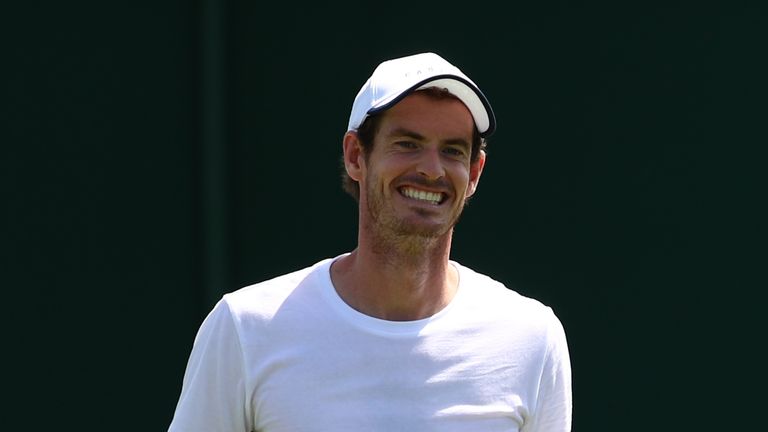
[525,310,573,432]
[168,299,251,432]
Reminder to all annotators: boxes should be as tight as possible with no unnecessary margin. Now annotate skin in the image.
[331,91,487,321]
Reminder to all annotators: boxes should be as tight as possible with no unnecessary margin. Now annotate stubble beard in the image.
[364,176,465,259]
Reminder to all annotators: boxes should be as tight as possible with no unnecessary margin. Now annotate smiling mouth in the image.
[399,186,446,205]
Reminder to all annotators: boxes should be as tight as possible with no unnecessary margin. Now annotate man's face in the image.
[358,92,485,241]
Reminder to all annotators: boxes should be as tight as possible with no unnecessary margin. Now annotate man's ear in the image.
[466,150,486,198]
[343,131,365,181]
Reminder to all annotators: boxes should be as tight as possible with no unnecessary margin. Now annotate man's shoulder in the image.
[221,257,335,317]
[455,261,555,317]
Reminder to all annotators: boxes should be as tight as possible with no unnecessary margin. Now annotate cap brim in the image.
[367,74,496,138]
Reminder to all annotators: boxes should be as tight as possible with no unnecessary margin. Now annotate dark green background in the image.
[4,1,765,430]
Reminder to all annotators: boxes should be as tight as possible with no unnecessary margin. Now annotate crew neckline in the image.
[317,254,467,337]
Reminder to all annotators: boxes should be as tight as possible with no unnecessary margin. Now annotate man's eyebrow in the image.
[387,127,471,148]
[387,128,425,141]
[443,137,471,149]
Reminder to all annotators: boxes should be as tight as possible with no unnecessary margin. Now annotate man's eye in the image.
[444,147,467,157]
[396,141,417,149]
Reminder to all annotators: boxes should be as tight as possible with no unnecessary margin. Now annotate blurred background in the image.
[3,1,765,430]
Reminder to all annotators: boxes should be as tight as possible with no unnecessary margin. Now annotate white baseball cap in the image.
[347,52,496,137]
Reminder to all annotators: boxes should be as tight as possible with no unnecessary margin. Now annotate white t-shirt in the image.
[168,256,572,432]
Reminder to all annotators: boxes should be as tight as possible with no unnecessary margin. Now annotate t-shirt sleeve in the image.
[523,308,573,432]
[168,299,251,432]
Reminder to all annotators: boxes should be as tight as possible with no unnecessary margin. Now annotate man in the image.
[168,52,572,431]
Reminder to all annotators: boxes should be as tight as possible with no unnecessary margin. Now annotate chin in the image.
[392,219,454,239]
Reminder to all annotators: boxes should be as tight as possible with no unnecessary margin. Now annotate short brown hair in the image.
[340,87,487,201]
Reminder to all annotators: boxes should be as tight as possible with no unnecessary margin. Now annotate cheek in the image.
[366,159,399,188]
[450,166,472,192]
[362,167,388,201]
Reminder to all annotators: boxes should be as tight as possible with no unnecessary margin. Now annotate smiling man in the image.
[168,52,572,432]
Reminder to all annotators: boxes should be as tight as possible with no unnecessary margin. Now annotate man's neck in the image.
[330,235,459,322]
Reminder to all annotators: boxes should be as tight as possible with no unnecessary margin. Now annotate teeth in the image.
[401,187,442,204]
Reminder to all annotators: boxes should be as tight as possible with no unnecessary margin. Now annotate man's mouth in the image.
[398,186,446,205]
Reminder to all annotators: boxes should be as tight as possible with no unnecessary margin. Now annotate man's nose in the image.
[416,148,445,181]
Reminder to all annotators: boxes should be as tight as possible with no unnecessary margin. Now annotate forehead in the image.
[377,92,475,140]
